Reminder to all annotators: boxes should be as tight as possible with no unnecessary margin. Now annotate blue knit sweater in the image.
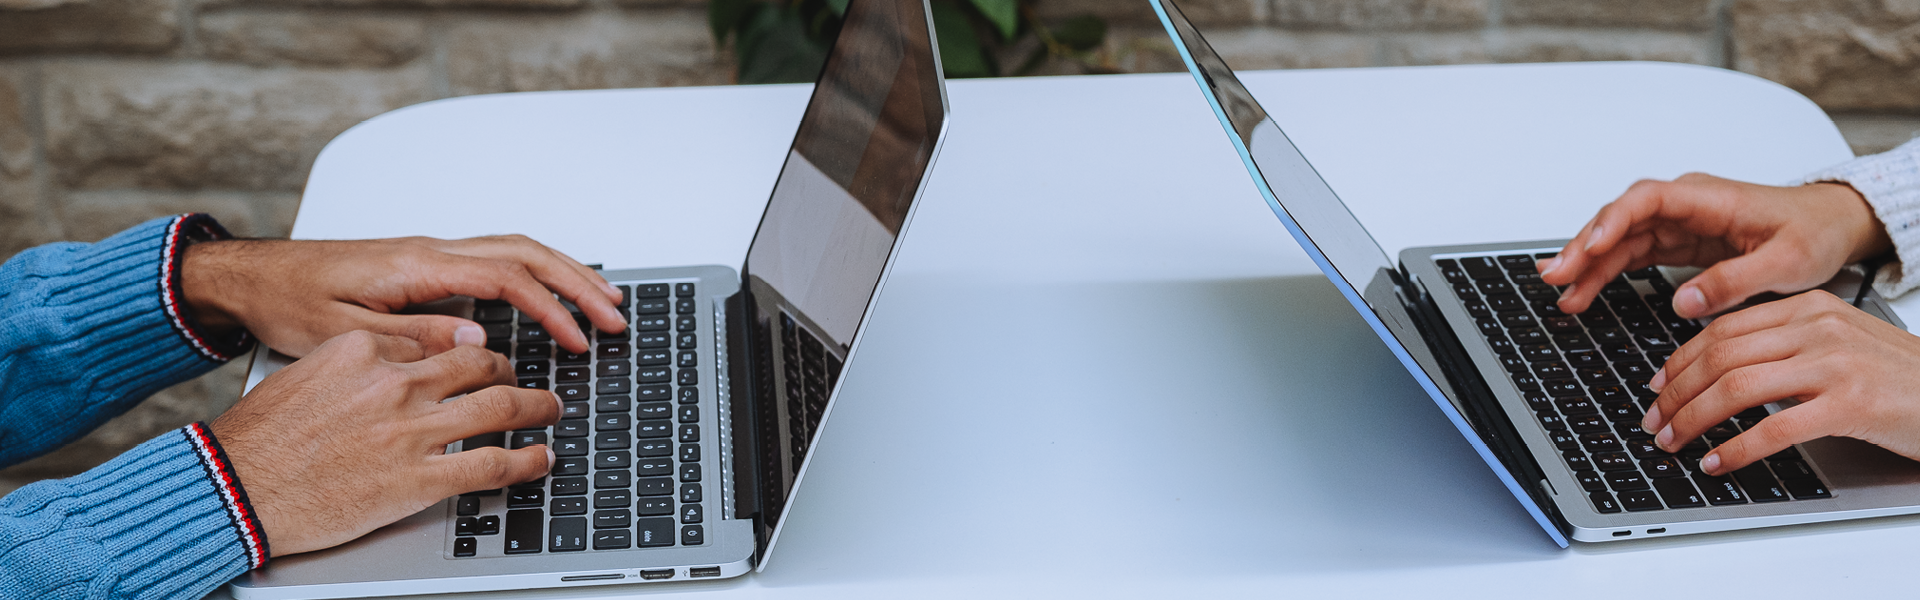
[0,215,267,599]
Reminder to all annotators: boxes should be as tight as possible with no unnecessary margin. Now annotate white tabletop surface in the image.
[268,62,1920,599]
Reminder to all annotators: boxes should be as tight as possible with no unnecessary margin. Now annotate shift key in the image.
[504,509,543,554]
[549,517,587,552]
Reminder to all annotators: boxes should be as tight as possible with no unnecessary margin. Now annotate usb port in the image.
[689,566,722,578]
[639,569,673,580]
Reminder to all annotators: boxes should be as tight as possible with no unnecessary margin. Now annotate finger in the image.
[1556,233,1649,314]
[398,252,592,353]
[426,445,554,496]
[1670,245,1809,319]
[351,311,489,356]
[428,385,564,442]
[1646,326,1803,433]
[1699,401,1833,476]
[1546,180,1666,282]
[1540,218,1601,285]
[1656,355,1819,454]
[311,329,429,364]
[1651,296,1810,394]
[443,236,627,336]
[401,344,516,401]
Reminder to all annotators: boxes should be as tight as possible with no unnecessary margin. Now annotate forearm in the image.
[1804,138,1920,296]
[0,214,254,467]
[0,423,267,599]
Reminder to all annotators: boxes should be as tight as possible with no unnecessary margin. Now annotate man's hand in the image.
[180,235,625,357]
[211,331,561,556]
[1538,174,1890,318]
[1640,290,1920,476]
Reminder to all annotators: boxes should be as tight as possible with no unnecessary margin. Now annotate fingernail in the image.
[1558,283,1578,302]
[544,445,556,468]
[1642,404,1663,433]
[1700,453,1720,475]
[551,390,565,416]
[454,323,486,347]
[1676,286,1707,317]
[1649,368,1667,393]
[602,281,620,297]
[1655,425,1674,450]
[1584,225,1605,250]
[1538,257,1560,275]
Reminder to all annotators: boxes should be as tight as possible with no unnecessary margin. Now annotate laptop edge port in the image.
[689,566,722,578]
[640,569,674,580]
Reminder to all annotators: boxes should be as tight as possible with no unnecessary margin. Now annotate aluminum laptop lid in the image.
[739,0,951,570]
[1149,0,1570,547]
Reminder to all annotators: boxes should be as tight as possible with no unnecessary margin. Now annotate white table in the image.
[268,62,1919,599]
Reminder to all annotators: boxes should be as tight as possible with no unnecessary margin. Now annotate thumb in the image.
[355,312,489,356]
[1673,246,1810,318]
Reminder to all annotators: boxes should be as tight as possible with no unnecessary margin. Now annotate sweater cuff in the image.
[1803,138,1920,297]
[161,214,253,362]
[0,424,268,597]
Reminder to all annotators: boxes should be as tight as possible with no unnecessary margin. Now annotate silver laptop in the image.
[1153,0,1920,545]
[231,1,948,596]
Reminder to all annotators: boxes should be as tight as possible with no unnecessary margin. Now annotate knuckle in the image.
[462,388,525,425]
[1719,366,1763,399]
[461,448,517,488]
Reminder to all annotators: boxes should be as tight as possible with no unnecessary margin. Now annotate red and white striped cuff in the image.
[159,213,252,363]
[182,422,271,570]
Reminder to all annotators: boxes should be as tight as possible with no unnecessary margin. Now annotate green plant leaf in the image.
[930,0,992,77]
[1052,14,1106,52]
[968,0,1018,41]
[738,7,831,84]
[709,0,754,45]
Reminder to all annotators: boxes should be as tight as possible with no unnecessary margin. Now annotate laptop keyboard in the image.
[449,281,707,557]
[779,314,840,474]
[1437,253,1833,515]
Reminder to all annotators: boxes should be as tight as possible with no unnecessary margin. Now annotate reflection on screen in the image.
[744,0,945,349]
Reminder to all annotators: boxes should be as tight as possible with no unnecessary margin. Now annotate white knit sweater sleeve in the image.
[1802,137,1920,298]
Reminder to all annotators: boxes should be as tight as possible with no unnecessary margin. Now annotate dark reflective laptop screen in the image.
[744,0,945,350]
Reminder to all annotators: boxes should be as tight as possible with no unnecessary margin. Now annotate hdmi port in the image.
[690,566,722,578]
[640,569,673,580]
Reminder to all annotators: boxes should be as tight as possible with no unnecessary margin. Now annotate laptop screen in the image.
[743,0,946,351]
[1152,0,1569,546]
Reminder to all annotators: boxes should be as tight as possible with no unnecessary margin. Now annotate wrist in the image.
[1813,182,1895,263]
[180,239,249,338]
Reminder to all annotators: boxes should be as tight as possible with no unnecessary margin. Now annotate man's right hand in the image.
[210,331,560,557]
[1538,173,1891,318]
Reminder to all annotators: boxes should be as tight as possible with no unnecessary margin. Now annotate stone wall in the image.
[2,0,1916,493]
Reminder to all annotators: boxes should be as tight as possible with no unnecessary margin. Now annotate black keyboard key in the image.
[1704,423,1739,443]
[678,405,700,423]
[555,366,589,384]
[553,438,589,457]
[1487,293,1525,312]
[637,477,674,496]
[680,503,703,524]
[1694,473,1748,505]
[517,378,549,390]
[596,377,631,395]
[593,529,632,550]
[1783,477,1832,499]
[679,463,701,482]
[509,430,547,450]
[557,385,591,403]
[515,360,551,378]
[548,517,587,552]
[1510,327,1548,345]
[1580,433,1623,453]
[595,431,632,450]
[636,457,674,477]
[456,516,478,536]
[596,343,631,361]
[594,489,631,508]
[1499,311,1538,329]
[554,419,590,438]
[455,536,478,557]
[636,419,673,439]
[551,477,588,496]
[516,326,551,344]
[679,444,701,462]
[1619,489,1663,511]
[1511,373,1541,391]
[679,483,702,503]
[677,387,699,404]
[635,283,669,298]
[678,351,698,368]
[457,496,481,516]
[678,424,700,443]
[635,316,671,332]
[1499,354,1530,374]
[597,412,630,432]
[596,395,631,413]
[637,439,673,457]
[1564,349,1606,369]
[1643,457,1685,478]
[557,349,589,366]
[552,497,588,515]
[637,384,673,402]
[1487,337,1517,355]
[1532,362,1571,380]
[1625,439,1667,458]
[509,487,545,508]
[476,515,499,535]
[682,525,704,546]
[675,282,695,297]
[635,300,671,315]
[597,361,631,378]
[1599,402,1642,423]
[1556,397,1598,415]
[482,322,513,340]
[594,509,632,529]
[636,367,671,384]
[1605,470,1650,491]
[637,401,673,420]
[1548,430,1581,451]
[1564,451,1594,472]
[596,470,632,489]
[504,509,543,554]
[1437,259,1467,283]
[1543,379,1584,398]
[677,333,698,350]
[675,298,696,314]
[637,350,671,366]
[1593,452,1635,471]
[1521,344,1558,362]
[1770,460,1815,480]
[1652,478,1705,508]
[1575,471,1607,492]
[637,333,671,348]
[1615,421,1652,440]
[514,343,552,360]
[1589,491,1621,513]
[1568,415,1610,433]
[637,517,675,547]
[638,496,674,516]
[596,450,632,469]
[1460,256,1504,280]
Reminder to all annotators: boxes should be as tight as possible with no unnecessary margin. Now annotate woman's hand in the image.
[180,235,625,357]
[1538,173,1890,318]
[1641,290,1920,476]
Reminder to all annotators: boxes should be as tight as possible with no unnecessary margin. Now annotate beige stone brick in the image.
[1505,0,1716,30]
[0,65,62,260]
[0,0,179,54]
[199,10,428,68]
[44,61,430,192]
[1385,28,1715,66]
[60,190,301,242]
[1832,114,1920,156]
[1274,0,1487,31]
[1732,0,1920,112]
[444,9,729,95]
[1034,0,1261,26]
[0,360,247,484]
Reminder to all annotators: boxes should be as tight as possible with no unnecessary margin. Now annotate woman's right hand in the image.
[1538,173,1890,319]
